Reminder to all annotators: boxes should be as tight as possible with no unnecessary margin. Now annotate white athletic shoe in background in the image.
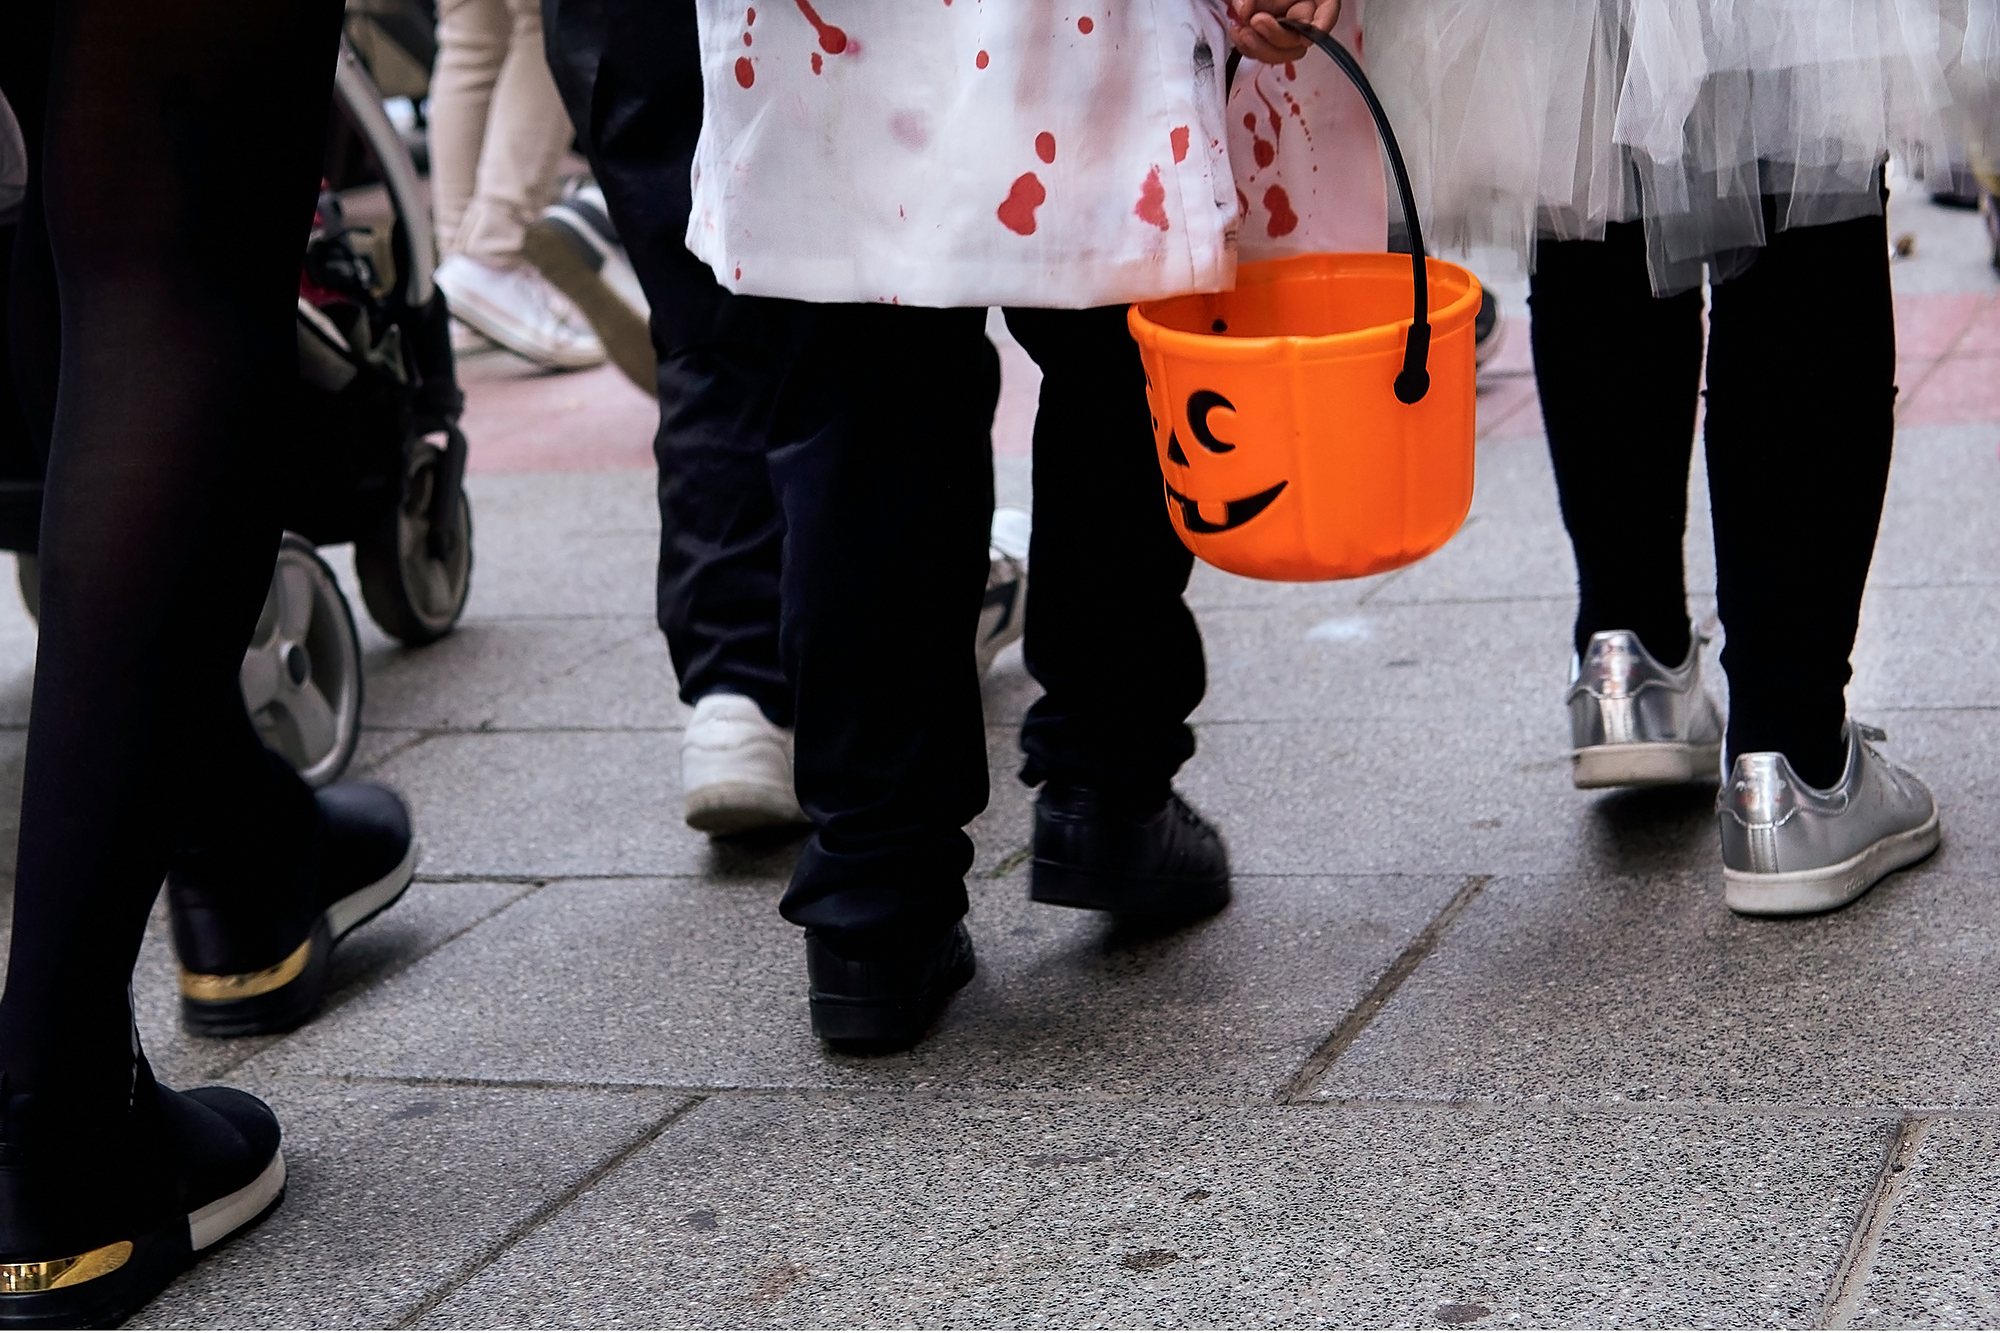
[681,692,808,835]
[435,253,606,371]
[978,507,1031,678]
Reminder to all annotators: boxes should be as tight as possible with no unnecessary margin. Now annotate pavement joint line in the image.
[292,1078,2000,1122]
[394,1094,705,1328]
[1277,874,1492,1104]
[987,844,1032,879]
[1819,1114,1934,1329]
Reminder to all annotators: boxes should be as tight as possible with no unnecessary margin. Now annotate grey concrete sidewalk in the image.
[1,190,1997,1328]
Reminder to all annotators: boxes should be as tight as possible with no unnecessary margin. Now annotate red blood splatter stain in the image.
[1283,92,1312,142]
[1284,61,1296,79]
[793,0,847,53]
[1171,125,1190,162]
[811,51,823,72]
[1263,184,1297,237]
[1077,15,1094,32]
[746,6,755,21]
[734,56,755,86]
[997,172,1046,235]
[735,266,743,278]
[976,49,989,67]
[1036,131,1056,163]
[1251,137,1274,168]
[742,31,752,44]
[1242,112,1256,132]
[1255,83,1282,138]
[1135,165,1169,230]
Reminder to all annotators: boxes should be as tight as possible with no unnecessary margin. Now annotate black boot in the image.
[168,781,416,1037]
[805,921,976,1052]
[0,1060,284,1329]
[1030,783,1231,920]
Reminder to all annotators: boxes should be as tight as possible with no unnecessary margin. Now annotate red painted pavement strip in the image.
[1894,291,1989,358]
[459,352,657,476]
[1896,353,2000,426]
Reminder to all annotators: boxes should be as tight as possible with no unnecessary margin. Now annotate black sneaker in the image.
[1030,784,1231,921]
[169,782,416,1037]
[805,921,976,1052]
[0,1062,284,1329]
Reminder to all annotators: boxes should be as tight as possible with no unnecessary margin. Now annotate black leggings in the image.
[0,0,342,1096]
[1529,205,1896,788]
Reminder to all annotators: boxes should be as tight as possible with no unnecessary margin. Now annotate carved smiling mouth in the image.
[1161,478,1287,534]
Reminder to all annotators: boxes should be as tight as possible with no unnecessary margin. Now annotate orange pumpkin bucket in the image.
[1128,27,1480,583]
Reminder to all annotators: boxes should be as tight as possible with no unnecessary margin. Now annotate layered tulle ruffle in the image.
[1366,0,1968,290]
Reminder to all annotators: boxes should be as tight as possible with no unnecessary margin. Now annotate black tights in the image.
[0,0,342,1095]
[1530,206,1897,788]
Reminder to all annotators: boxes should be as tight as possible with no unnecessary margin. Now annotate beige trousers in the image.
[428,0,573,267]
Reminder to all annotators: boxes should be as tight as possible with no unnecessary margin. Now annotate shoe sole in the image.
[0,1152,285,1330]
[1724,810,1941,917]
[1029,860,1232,921]
[810,947,977,1051]
[522,220,656,394]
[180,842,419,1037]
[1572,741,1721,789]
[684,783,810,836]
[441,271,606,371]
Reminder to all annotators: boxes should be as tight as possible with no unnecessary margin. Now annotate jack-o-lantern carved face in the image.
[1157,389,1286,534]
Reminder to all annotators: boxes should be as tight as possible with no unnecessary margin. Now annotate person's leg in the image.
[767,300,997,940]
[451,0,574,267]
[426,0,507,261]
[1002,305,1227,921]
[1529,219,1707,666]
[0,0,342,1313]
[1704,200,1896,788]
[1004,306,1203,802]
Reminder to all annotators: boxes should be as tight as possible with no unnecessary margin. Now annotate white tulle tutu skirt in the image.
[1365,0,1972,291]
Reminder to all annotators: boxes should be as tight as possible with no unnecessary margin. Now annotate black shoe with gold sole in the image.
[170,781,416,1037]
[0,1066,285,1329]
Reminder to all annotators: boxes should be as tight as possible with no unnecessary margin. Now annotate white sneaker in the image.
[434,253,606,371]
[681,692,808,835]
[977,507,1031,678]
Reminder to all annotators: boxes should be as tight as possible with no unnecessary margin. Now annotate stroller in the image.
[0,36,474,787]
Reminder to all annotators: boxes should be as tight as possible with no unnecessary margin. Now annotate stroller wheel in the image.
[356,437,473,647]
[241,534,364,787]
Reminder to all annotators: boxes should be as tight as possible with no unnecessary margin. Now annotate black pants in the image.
[757,302,1205,944]
[543,0,789,723]
[0,0,339,1095]
[1530,204,1896,788]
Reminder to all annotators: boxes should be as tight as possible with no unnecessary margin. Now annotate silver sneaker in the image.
[1719,722,1940,917]
[1567,630,1723,789]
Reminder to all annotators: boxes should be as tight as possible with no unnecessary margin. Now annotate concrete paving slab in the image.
[357,617,653,733]
[135,1079,687,1330]
[1194,594,1576,726]
[1178,713,1710,880]
[422,1096,1886,1328]
[1853,583,2000,711]
[451,473,658,621]
[1855,1116,2000,1327]
[240,869,1465,1098]
[1312,851,1997,1108]
[128,881,536,1091]
[1871,423,2000,591]
[478,621,687,731]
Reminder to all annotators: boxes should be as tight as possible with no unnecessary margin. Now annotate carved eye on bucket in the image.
[1160,389,1286,534]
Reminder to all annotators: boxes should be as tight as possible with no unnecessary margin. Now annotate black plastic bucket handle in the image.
[1234,21,1430,404]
